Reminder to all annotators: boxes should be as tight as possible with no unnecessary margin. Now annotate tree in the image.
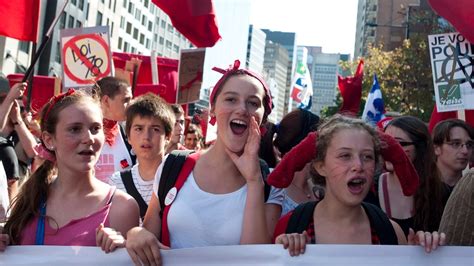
[336,6,454,122]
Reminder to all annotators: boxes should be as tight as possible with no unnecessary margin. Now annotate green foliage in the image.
[338,9,455,122]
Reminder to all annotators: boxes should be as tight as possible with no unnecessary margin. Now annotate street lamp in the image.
[5,52,27,73]
[365,22,409,39]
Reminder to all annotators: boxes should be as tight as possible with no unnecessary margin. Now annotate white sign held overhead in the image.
[60,26,112,89]
[428,32,474,112]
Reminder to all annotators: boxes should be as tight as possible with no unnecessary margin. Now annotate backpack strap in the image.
[285,201,318,234]
[362,202,398,245]
[158,150,195,216]
[120,170,148,219]
[159,151,200,246]
[119,124,136,166]
[259,159,271,202]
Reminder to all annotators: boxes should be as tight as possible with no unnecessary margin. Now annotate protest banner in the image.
[1,245,473,265]
[112,52,179,103]
[7,74,61,113]
[60,26,112,89]
[428,32,474,112]
[177,48,206,104]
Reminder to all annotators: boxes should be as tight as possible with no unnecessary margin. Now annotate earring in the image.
[49,146,55,151]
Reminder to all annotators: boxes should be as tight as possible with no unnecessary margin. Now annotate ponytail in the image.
[4,160,55,244]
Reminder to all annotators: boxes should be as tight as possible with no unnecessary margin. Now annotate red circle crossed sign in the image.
[62,34,111,84]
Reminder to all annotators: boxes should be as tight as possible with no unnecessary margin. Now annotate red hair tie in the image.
[34,143,56,163]
[43,89,75,122]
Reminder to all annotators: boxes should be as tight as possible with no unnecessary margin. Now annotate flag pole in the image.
[23,0,69,111]
[131,64,139,95]
[26,43,36,111]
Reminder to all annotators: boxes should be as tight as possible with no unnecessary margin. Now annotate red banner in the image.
[112,52,178,103]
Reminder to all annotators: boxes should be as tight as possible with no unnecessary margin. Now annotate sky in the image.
[250,0,359,57]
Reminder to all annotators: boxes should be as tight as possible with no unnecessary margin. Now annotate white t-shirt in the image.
[109,163,154,205]
[95,129,133,183]
[152,158,282,249]
[0,162,9,222]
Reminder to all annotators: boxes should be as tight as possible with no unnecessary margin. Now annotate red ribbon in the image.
[43,89,75,123]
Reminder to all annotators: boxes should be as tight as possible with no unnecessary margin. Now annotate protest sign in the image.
[1,245,473,265]
[428,32,474,112]
[112,52,179,103]
[177,48,206,104]
[7,74,61,112]
[60,26,112,89]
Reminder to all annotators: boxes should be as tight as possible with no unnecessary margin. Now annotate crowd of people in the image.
[0,59,473,265]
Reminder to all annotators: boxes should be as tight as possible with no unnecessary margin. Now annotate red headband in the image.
[209,60,272,126]
[43,89,75,122]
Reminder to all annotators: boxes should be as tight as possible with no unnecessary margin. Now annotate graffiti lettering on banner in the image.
[428,32,474,112]
[60,26,112,89]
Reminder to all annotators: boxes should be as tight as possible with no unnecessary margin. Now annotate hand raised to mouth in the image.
[225,116,262,184]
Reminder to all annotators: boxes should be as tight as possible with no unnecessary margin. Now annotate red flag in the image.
[428,0,474,43]
[338,59,364,116]
[0,0,40,42]
[152,0,221,47]
[428,103,474,133]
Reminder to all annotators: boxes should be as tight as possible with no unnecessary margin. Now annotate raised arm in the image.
[0,83,26,132]
[8,101,38,158]
[226,116,270,244]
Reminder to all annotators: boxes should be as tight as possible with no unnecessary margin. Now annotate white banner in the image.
[0,245,473,265]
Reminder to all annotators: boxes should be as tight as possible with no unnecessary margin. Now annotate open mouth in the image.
[78,150,95,156]
[347,177,367,194]
[230,119,248,135]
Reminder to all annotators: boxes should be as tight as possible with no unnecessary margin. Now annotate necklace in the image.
[291,183,312,199]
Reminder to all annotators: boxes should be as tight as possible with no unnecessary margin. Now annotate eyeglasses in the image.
[444,141,474,151]
[398,140,415,147]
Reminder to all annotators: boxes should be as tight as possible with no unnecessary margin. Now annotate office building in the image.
[263,40,289,122]
[0,0,192,77]
[262,29,297,115]
[246,25,266,74]
[354,0,419,59]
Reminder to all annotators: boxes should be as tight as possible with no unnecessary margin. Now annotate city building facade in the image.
[262,29,297,116]
[0,0,192,78]
[263,40,289,122]
[307,50,349,115]
[246,25,266,74]
[354,0,420,59]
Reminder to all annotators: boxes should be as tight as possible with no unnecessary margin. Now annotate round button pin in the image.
[165,187,178,206]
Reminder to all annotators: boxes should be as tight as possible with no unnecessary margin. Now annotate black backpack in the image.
[157,150,272,219]
[120,124,136,166]
[120,169,148,220]
[286,201,398,245]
